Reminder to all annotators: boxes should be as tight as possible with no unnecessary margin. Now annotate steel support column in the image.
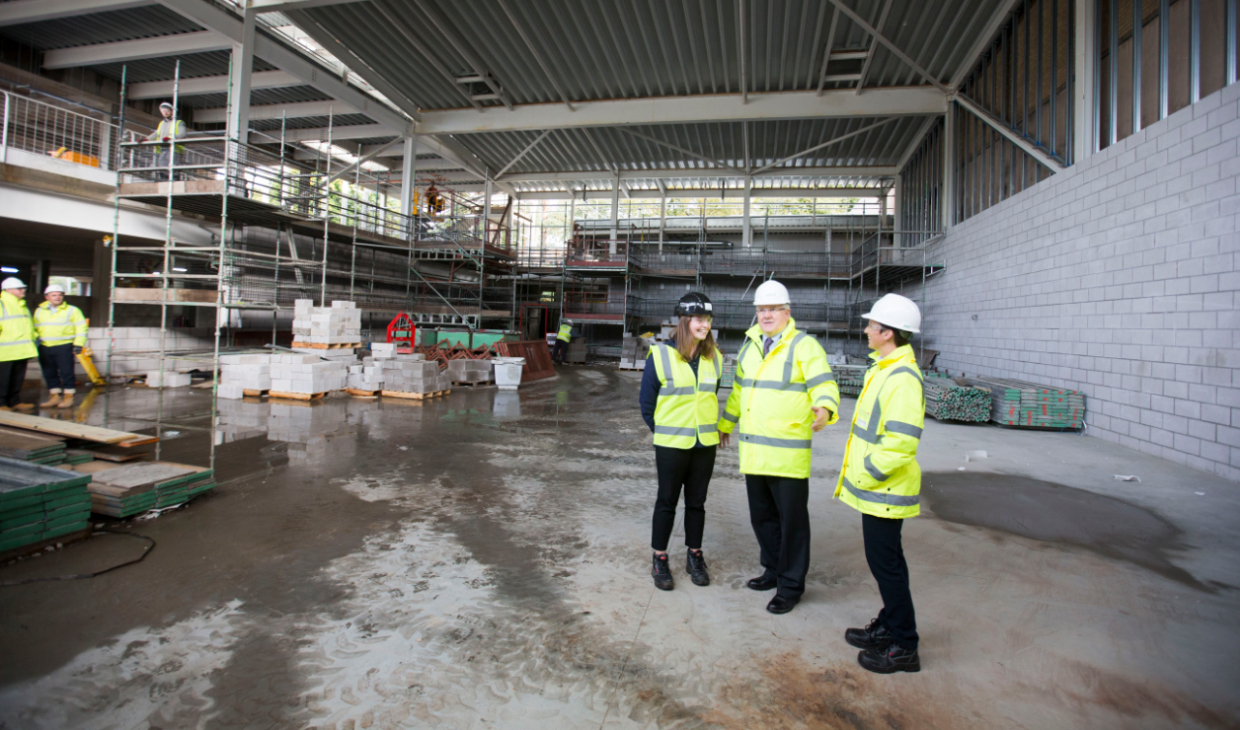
[227,7,256,144]
[400,136,417,218]
[742,176,753,249]
[1074,0,1098,162]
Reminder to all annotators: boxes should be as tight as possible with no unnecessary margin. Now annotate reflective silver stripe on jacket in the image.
[781,333,807,382]
[864,454,890,481]
[805,371,836,389]
[740,433,811,449]
[842,477,920,507]
[40,336,76,343]
[0,340,33,347]
[654,425,696,437]
[720,411,739,424]
[738,377,807,392]
[885,420,923,438]
[698,423,718,434]
[661,386,696,396]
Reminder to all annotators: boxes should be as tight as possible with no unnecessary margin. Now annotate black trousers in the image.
[863,513,918,650]
[651,445,716,551]
[745,474,811,599]
[38,343,76,391]
[552,340,568,363]
[0,358,28,407]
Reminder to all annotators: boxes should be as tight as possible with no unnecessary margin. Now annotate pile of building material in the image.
[0,458,92,553]
[967,376,1086,429]
[720,355,736,389]
[619,335,652,370]
[292,299,361,349]
[87,462,216,518]
[835,364,868,398]
[0,411,157,449]
[144,370,192,388]
[924,374,991,422]
[347,361,385,394]
[381,359,450,399]
[218,353,272,397]
[270,353,348,401]
[0,428,67,465]
[447,358,492,386]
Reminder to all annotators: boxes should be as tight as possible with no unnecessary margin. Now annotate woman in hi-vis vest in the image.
[638,293,724,591]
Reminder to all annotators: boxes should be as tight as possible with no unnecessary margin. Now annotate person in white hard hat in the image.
[147,101,186,181]
[34,283,88,409]
[717,279,840,615]
[0,277,38,411]
[836,293,926,674]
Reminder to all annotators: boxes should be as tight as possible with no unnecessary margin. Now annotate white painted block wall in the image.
[912,82,1240,481]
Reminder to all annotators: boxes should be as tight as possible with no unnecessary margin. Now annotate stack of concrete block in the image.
[269,353,348,395]
[145,370,192,388]
[447,359,492,384]
[381,359,448,395]
[219,354,272,393]
[347,362,384,392]
[292,299,362,346]
[371,342,397,359]
[619,335,652,370]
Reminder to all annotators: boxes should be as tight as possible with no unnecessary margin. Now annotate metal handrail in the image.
[2,89,122,170]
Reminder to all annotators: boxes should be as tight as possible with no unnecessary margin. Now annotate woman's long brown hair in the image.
[674,315,717,363]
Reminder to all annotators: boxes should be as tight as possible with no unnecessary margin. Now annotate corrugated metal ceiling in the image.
[0,5,201,50]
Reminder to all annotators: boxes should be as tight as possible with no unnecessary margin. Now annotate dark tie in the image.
[763,337,774,356]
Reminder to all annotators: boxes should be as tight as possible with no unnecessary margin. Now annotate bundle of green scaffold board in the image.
[87,462,217,518]
[836,364,868,398]
[0,427,67,465]
[923,373,991,422]
[0,457,92,553]
[967,376,1086,429]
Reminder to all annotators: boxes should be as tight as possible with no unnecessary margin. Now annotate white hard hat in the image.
[754,280,790,307]
[861,293,921,334]
[160,102,174,110]
[1,277,26,290]
[44,284,65,294]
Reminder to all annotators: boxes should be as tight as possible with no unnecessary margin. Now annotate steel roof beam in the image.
[157,0,411,134]
[247,0,371,11]
[128,70,301,99]
[487,167,897,183]
[0,0,154,26]
[855,0,895,95]
[274,123,393,142]
[949,0,1023,89]
[195,99,356,122]
[751,118,898,174]
[822,0,948,93]
[619,128,745,176]
[495,129,551,178]
[42,31,228,69]
[416,87,945,135]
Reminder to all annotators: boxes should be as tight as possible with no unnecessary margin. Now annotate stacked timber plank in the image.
[0,411,156,448]
[292,299,362,348]
[0,458,92,553]
[0,427,67,465]
[967,376,1086,429]
[923,373,991,422]
[87,462,216,517]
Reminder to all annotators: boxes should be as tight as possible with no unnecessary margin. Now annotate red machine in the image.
[386,313,417,354]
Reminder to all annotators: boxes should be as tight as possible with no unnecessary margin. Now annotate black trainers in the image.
[652,552,674,591]
[686,549,709,586]
[845,617,893,651]
[858,643,921,674]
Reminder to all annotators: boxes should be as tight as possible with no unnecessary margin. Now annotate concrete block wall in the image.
[911,82,1240,480]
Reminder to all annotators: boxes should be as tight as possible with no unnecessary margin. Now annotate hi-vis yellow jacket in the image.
[151,118,186,154]
[718,319,839,479]
[0,291,37,362]
[556,323,572,343]
[835,344,925,519]
[649,342,722,448]
[34,301,87,347]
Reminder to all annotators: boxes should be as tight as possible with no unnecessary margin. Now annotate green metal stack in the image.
[924,373,992,422]
[969,376,1086,429]
[835,364,868,398]
[0,457,92,553]
[88,463,218,518]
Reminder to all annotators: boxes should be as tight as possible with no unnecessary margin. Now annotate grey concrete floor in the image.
[1,366,1238,730]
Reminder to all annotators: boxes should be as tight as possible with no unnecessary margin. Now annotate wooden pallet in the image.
[451,380,494,388]
[346,388,380,397]
[617,366,645,371]
[381,389,450,400]
[290,341,361,350]
[242,388,269,397]
[269,391,326,401]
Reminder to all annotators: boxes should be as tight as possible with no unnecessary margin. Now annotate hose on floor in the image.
[0,532,156,587]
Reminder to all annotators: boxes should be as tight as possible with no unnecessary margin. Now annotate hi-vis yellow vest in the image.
[649,342,722,448]
[34,301,87,347]
[834,345,925,519]
[719,319,839,479]
[556,323,572,342]
[0,291,37,362]
[153,119,186,154]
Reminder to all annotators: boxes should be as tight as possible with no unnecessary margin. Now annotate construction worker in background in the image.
[718,280,839,615]
[639,293,722,591]
[34,284,87,409]
[147,101,185,181]
[0,277,37,412]
[552,319,572,365]
[837,293,925,674]
[425,184,446,215]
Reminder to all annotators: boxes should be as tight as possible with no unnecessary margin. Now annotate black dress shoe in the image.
[747,574,777,591]
[845,617,893,651]
[652,553,674,591]
[766,595,798,614]
[858,644,921,674]
[686,549,710,586]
